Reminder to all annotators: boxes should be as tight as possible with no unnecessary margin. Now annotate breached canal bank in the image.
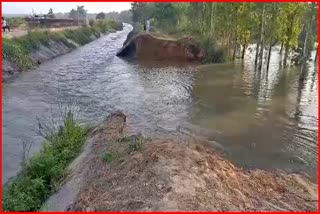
[2,26,318,212]
[44,112,317,211]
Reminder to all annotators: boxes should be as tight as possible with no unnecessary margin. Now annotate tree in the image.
[277,3,307,67]
[76,6,87,20]
[119,10,133,24]
[48,8,55,18]
[68,6,87,20]
[68,9,77,19]
[96,12,106,20]
[153,3,178,31]
[264,3,281,72]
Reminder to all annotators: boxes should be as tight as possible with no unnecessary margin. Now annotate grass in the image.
[63,27,99,46]
[2,20,123,70]
[103,151,121,163]
[2,110,90,211]
[7,17,27,28]
[2,38,34,69]
[102,134,150,164]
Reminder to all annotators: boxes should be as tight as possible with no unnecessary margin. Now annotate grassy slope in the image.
[2,111,91,211]
[2,20,123,71]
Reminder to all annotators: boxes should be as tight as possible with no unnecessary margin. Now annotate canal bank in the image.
[2,20,123,81]
[2,24,318,211]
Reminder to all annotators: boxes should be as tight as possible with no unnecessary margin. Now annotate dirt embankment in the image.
[117,33,204,62]
[47,112,318,211]
[2,26,81,39]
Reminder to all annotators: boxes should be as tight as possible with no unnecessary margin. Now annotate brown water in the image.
[2,24,318,185]
[192,61,318,178]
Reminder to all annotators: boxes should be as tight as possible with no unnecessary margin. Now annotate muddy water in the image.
[2,24,318,185]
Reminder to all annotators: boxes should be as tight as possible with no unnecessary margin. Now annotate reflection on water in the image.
[192,53,318,179]
[2,24,318,185]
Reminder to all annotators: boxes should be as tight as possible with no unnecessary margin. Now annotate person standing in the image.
[2,17,10,32]
[2,17,7,32]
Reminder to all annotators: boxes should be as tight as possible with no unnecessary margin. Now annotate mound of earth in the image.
[60,112,319,211]
[116,33,204,62]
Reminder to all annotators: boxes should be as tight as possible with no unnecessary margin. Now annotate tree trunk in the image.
[300,4,313,81]
[283,42,289,68]
[241,44,247,60]
[255,5,265,70]
[315,46,318,62]
[279,42,284,55]
[258,41,264,71]
[301,30,309,67]
[255,42,260,69]
[258,5,265,71]
[266,45,273,72]
[233,41,237,61]
[266,40,278,72]
[210,3,214,32]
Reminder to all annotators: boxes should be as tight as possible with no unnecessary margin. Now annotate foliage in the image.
[6,17,26,28]
[96,12,106,20]
[130,2,315,64]
[2,110,90,211]
[48,8,55,18]
[68,6,87,20]
[2,38,34,70]
[63,27,98,45]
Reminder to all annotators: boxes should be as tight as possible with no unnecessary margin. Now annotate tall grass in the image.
[2,110,90,211]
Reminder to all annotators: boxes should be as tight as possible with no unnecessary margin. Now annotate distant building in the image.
[25,16,85,28]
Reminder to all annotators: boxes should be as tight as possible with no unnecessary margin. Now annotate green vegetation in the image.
[6,17,27,28]
[103,151,121,163]
[130,3,318,73]
[93,19,123,33]
[2,111,90,211]
[102,134,150,164]
[63,27,98,45]
[2,38,34,70]
[2,20,123,70]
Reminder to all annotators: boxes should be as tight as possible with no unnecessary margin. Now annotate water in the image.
[2,24,318,185]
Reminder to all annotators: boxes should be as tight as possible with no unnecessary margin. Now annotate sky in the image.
[2,2,132,14]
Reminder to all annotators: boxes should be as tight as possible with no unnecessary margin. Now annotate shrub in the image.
[200,37,226,63]
[2,110,90,211]
[2,177,48,211]
[2,38,34,69]
[7,17,26,28]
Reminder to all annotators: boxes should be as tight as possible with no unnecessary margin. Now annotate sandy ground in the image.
[44,112,318,212]
[2,26,80,39]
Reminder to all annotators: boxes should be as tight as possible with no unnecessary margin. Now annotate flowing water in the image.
[2,24,318,185]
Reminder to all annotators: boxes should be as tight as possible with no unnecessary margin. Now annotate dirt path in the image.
[2,26,80,39]
[44,111,318,211]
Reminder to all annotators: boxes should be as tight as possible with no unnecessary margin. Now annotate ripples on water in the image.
[2,24,318,184]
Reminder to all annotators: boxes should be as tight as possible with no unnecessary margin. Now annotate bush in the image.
[2,110,90,211]
[7,17,26,28]
[2,38,34,69]
[2,177,48,211]
[200,37,226,63]
[89,19,95,27]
